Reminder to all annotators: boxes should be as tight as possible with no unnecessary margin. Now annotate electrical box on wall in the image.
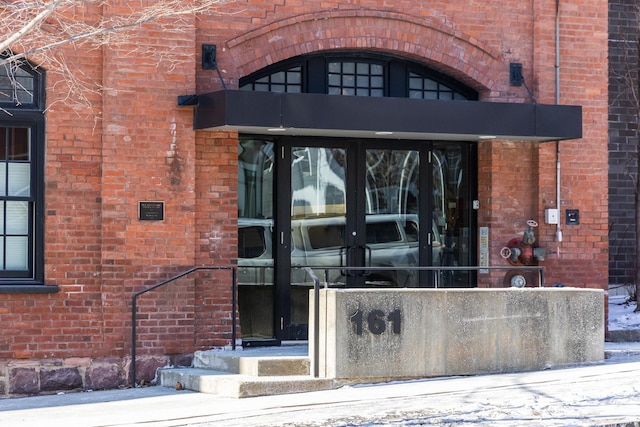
[544,209,559,225]
[566,209,579,225]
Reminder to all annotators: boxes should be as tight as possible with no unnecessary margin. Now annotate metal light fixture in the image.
[202,44,217,70]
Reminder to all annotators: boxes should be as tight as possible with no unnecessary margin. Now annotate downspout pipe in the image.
[555,0,563,243]
[555,0,561,104]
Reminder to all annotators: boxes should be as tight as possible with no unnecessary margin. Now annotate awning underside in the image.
[191,90,582,142]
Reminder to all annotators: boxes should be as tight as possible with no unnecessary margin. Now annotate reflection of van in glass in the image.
[238,215,442,287]
[291,215,419,287]
[238,218,275,287]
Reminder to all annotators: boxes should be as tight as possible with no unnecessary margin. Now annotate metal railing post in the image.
[231,267,237,350]
[131,296,138,386]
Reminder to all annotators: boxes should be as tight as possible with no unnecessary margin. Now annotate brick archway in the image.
[225,9,504,98]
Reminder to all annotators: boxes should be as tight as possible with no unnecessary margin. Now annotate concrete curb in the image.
[607,329,640,342]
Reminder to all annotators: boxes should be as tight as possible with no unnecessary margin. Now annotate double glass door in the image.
[238,137,474,343]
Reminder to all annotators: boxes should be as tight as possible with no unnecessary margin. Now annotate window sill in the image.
[0,284,59,294]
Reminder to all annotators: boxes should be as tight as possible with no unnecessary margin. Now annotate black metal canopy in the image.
[191,90,581,142]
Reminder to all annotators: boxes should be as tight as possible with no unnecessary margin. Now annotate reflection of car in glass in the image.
[237,219,275,286]
[292,215,418,287]
[238,215,442,287]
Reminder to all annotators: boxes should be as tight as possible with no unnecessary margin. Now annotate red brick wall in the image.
[0,2,107,377]
[97,21,198,355]
[0,2,212,393]
[0,0,608,395]
[194,131,239,346]
[531,0,609,289]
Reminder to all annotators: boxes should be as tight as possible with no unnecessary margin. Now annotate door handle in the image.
[361,245,372,278]
[339,246,352,278]
[363,244,372,267]
[339,246,347,268]
[341,245,361,277]
[340,244,372,278]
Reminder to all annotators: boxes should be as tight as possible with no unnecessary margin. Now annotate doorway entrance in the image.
[238,137,476,343]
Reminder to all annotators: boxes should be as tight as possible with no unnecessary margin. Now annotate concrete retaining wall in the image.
[310,288,604,380]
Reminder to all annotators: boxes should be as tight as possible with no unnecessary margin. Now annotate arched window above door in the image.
[239,52,478,100]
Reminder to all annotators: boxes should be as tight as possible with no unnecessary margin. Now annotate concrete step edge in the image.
[238,356,310,376]
[193,351,310,376]
[159,367,334,398]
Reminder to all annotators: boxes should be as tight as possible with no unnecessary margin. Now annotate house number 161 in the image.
[349,309,401,335]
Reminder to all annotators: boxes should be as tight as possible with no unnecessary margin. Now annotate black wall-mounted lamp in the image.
[202,44,217,70]
[510,63,523,86]
[509,62,536,104]
[202,44,227,90]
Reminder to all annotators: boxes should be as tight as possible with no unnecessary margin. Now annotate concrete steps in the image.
[159,344,335,398]
[159,342,640,398]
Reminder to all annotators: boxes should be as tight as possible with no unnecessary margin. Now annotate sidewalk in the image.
[1,342,639,427]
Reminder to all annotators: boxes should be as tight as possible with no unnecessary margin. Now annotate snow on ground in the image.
[608,293,640,331]
[6,361,640,427]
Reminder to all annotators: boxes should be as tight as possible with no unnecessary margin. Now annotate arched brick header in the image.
[224,9,504,98]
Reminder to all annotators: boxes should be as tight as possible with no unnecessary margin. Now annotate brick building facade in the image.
[0,0,608,396]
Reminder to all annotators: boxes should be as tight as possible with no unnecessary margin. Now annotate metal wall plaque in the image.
[138,201,164,221]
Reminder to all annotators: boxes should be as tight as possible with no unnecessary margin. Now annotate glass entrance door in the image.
[238,139,276,343]
[238,137,475,343]
[431,144,473,287]
[289,145,426,285]
[285,141,445,340]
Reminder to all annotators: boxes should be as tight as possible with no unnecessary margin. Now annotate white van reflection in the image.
[238,215,442,287]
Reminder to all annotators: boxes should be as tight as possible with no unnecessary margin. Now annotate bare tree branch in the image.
[0,0,66,56]
[1,0,225,67]
[0,0,228,115]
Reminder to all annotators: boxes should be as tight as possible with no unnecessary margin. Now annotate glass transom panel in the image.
[328,61,384,97]
[409,72,468,100]
[240,66,302,93]
[0,64,36,106]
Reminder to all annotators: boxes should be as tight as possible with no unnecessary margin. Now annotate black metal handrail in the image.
[297,265,544,378]
[130,266,237,387]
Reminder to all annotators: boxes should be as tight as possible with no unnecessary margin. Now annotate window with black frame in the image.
[0,127,33,276]
[239,66,303,93]
[239,52,477,100]
[0,59,45,286]
[327,60,385,96]
[0,60,39,107]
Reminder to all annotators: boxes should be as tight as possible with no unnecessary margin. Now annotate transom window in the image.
[239,52,477,100]
[328,61,385,97]
[241,66,302,93]
[409,72,468,100]
[0,60,40,108]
